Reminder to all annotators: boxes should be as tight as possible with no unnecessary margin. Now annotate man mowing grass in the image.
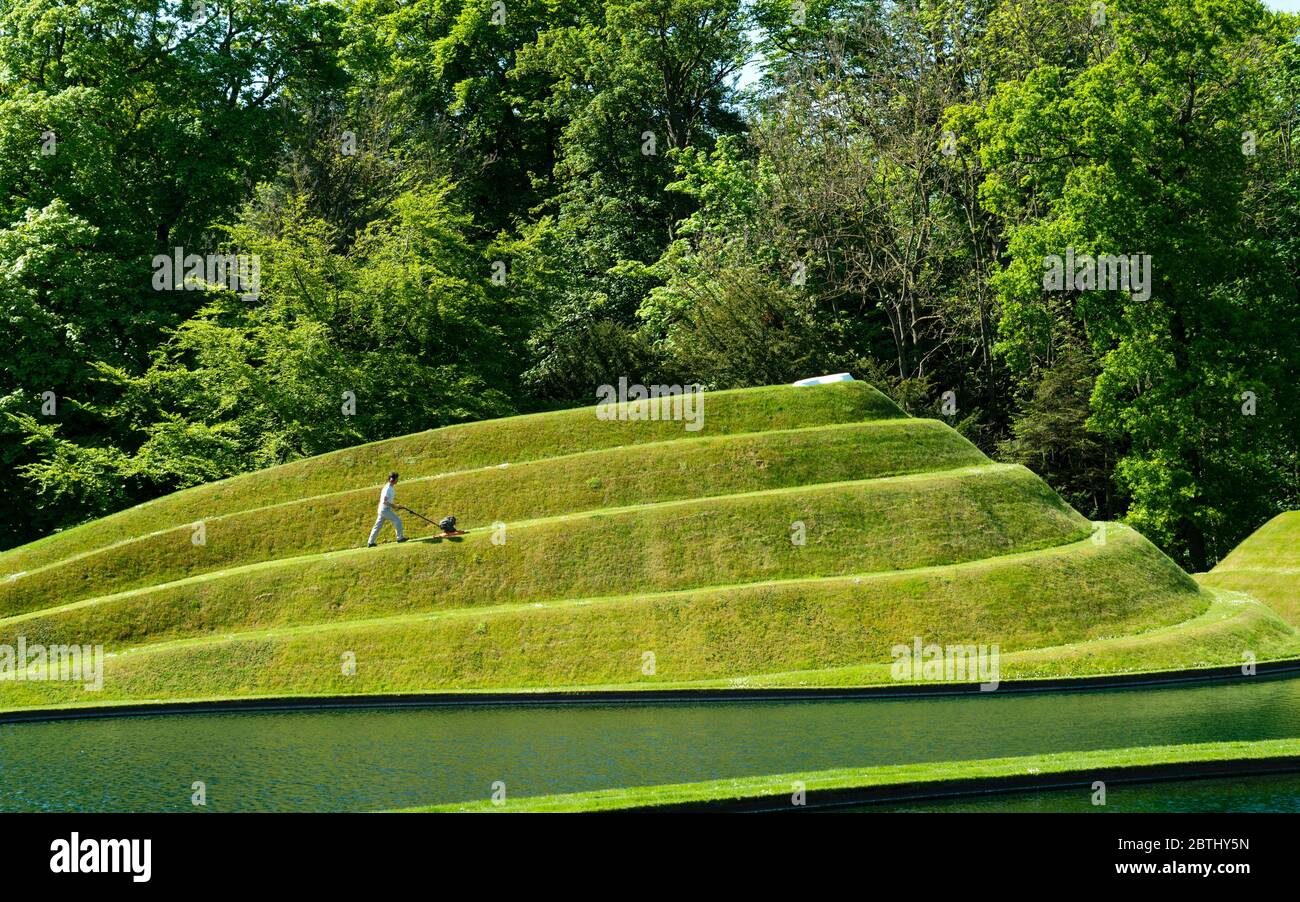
[367,472,409,547]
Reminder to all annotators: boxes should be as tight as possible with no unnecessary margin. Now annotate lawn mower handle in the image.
[394,505,438,525]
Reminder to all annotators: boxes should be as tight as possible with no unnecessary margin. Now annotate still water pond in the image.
[4,675,1300,812]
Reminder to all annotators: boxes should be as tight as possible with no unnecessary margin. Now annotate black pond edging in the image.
[615,755,1300,813]
[3,657,1300,724]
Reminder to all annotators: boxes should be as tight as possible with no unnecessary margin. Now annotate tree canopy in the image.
[2,0,1297,570]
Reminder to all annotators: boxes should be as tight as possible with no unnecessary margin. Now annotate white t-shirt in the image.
[378,482,395,512]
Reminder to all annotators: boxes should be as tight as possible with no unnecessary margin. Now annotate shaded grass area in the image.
[0,419,985,617]
[404,738,1300,812]
[0,529,1216,708]
[0,382,899,575]
[0,465,1089,652]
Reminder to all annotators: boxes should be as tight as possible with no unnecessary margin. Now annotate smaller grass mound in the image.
[1198,512,1300,626]
[1213,512,1300,572]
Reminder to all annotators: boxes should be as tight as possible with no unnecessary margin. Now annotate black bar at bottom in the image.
[4,811,1281,889]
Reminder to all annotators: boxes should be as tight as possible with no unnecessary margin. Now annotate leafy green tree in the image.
[4,0,1298,568]
[0,0,345,545]
[12,181,524,531]
[972,0,1300,567]
[342,0,591,235]
[511,0,751,399]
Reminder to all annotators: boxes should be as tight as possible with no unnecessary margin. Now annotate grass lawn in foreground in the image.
[407,738,1300,812]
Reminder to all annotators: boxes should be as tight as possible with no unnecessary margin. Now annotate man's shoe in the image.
[396,537,409,543]
[367,542,376,547]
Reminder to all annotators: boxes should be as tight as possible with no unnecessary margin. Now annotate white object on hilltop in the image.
[791,373,854,387]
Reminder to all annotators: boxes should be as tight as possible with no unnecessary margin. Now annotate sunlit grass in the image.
[0,465,1089,650]
[0,418,983,617]
[1198,512,1300,626]
[403,738,1300,812]
[0,381,902,576]
[1,379,1285,714]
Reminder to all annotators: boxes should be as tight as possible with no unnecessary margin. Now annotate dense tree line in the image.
[2,0,1297,570]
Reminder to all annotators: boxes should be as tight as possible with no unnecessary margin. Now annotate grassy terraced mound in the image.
[1,380,1291,712]
[1,464,1089,647]
[0,529,1216,708]
[0,419,986,617]
[1197,512,1300,626]
[1,382,900,576]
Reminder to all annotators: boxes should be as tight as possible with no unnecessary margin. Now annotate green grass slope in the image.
[1,380,1285,712]
[1197,512,1300,625]
[1,465,1089,648]
[0,419,985,616]
[409,738,1300,812]
[0,382,900,576]
[0,529,1215,708]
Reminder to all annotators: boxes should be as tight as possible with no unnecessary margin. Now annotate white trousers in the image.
[368,507,405,544]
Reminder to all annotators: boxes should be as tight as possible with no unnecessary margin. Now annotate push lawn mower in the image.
[394,506,465,537]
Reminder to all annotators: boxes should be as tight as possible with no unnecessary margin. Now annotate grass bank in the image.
[408,738,1300,812]
[0,529,1228,708]
[0,465,1089,651]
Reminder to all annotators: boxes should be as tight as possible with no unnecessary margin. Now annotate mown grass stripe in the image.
[3,419,926,581]
[67,529,1117,656]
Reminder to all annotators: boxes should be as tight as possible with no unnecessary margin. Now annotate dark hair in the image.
[389,472,399,481]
